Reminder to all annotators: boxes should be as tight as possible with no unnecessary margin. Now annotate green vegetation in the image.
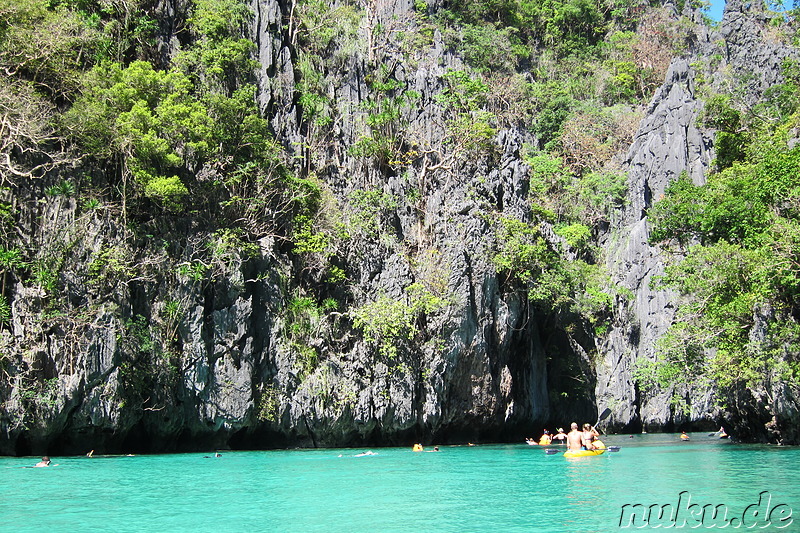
[343,189,398,240]
[491,215,614,328]
[435,70,497,157]
[352,282,446,362]
[3,0,779,438]
[256,384,281,422]
[644,64,800,400]
[349,65,421,166]
[282,294,342,379]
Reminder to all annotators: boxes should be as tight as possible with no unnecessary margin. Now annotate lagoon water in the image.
[1,433,798,532]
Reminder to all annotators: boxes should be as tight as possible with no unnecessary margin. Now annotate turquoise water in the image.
[1,433,798,532]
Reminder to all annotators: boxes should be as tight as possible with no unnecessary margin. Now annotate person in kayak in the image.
[567,423,583,451]
[551,428,567,444]
[538,430,551,446]
[582,423,600,450]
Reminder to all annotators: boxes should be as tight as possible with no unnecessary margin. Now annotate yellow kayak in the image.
[563,440,606,458]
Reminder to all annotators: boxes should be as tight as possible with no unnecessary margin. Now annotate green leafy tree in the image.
[0,0,104,98]
[176,0,257,96]
[648,107,800,397]
[352,283,445,361]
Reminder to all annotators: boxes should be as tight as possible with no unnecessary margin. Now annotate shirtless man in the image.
[566,422,583,451]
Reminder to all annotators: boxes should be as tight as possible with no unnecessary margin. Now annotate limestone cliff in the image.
[0,0,797,455]
[600,0,800,441]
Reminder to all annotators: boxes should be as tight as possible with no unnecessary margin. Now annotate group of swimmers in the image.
[527,422,601,450]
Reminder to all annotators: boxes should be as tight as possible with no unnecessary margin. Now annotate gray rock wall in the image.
[1,0,798,455]
[599,57,715,430]
[599,0,800,436]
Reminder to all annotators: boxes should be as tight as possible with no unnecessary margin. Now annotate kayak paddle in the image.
[546,445,620,454]
[594,407,612,434]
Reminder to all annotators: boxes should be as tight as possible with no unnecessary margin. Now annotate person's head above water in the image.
[570,422,578,430]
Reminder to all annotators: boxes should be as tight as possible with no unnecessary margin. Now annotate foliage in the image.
[55,0,300,224]
[525,148,627,231]
[63,61,198,208]
[528,81,578,150]
[296,57,332,128]
[205,227,260,277]
[343,189,398,240]
[18,377,61,412]
[649,167,775,248]
[0,0,105,99]
[292,215,329,255]
[122,314,155,355]
[492,216,552,285]
[648,87,800,396]
[559,104,635,171]
[599,22,674,104]
[458,23,528,72]
[64,57,288,214]
[0,246,26,296]
[282,293,339,377]
[350,65,420,166]
[0,77,71,183]
[555,223,591,251]
[256,384,281,422]
[576,170,628,223]
[491,215,614,322]
[177,0,257,95]
[0,294,10,325]
[435,70,497,155]
[117,312,181,407]
[351,282,445,361]
[87,245,134,285]
[0,0,741,429]
[699,94,746,170]
[45,180,76,197]
[438,0,643,66]
[177,260,209,282]
[409,248,452,304]
[292,0,363,58]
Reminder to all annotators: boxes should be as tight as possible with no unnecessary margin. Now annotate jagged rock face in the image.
[1,1,798,455]
[598,57,715,431]
[1,0,569,455]
[599,1,800,438]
